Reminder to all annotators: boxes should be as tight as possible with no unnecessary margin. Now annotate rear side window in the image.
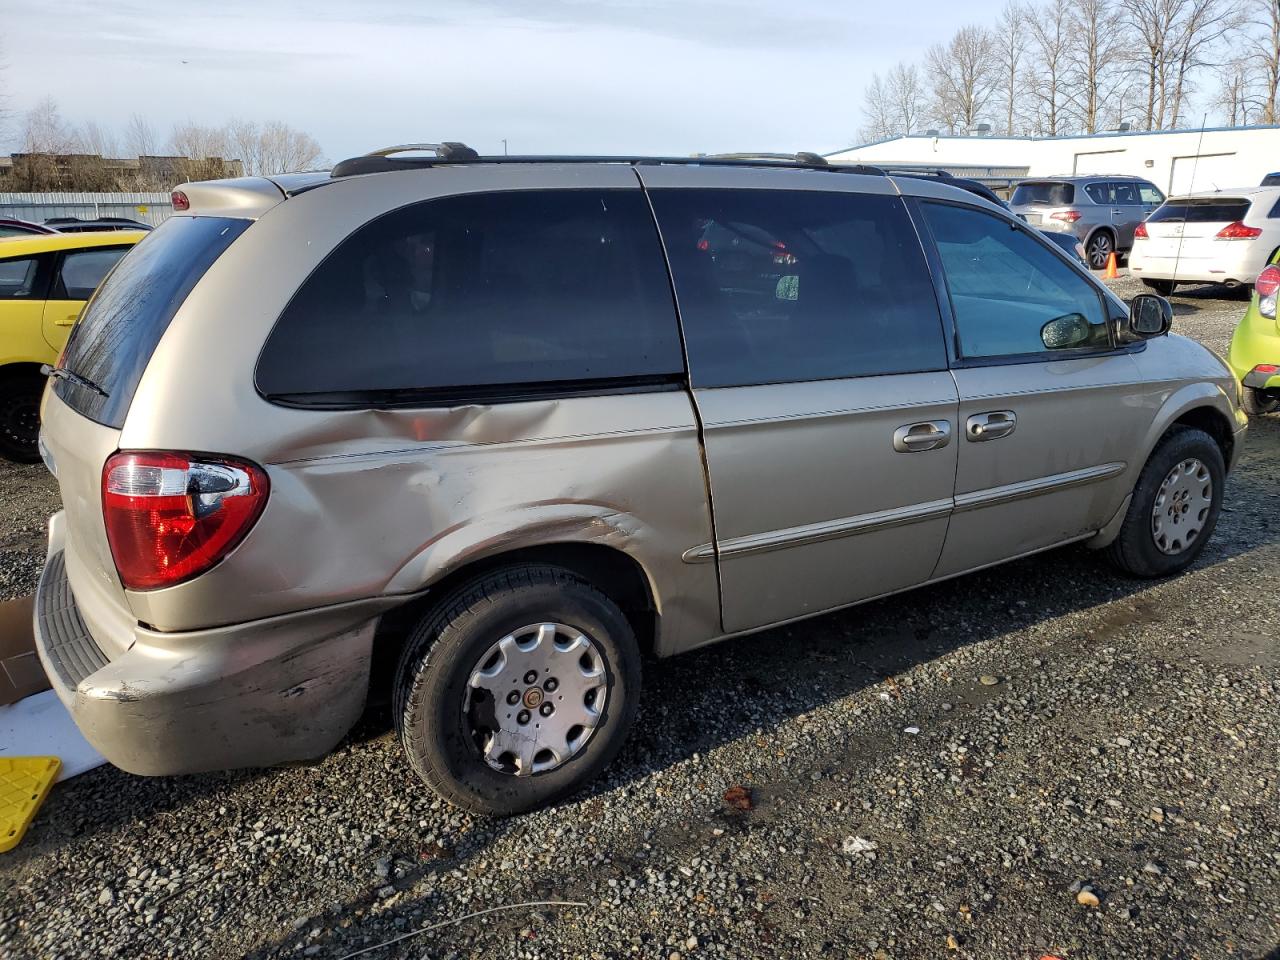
[1139,184,1165,204]
[257,190,683,401]
[1011,182,1075,206]
[648,189,945,388]
[1148,199,1251,222]
[1084,183,1112,204]
[0,257,40,299]
[56,217,250,427]
[1111,182,1140,204]
[56,247,129,300]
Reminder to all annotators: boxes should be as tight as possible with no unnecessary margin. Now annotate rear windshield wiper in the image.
[40,364,109,398]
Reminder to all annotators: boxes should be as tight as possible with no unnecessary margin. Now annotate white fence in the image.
[0,192,174,227]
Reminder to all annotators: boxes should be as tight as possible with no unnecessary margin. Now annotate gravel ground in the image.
[1,276,1277,960]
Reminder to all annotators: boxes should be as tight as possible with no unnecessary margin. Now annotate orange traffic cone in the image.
[1103,251,1119,279]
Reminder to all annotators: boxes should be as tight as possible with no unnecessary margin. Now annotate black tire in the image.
[1143,279,1177,296]
[1241,386,1280,417]
[0,374,43,463]
[394,564,641,816]
[1086,230,1115,270]
[1105,426,1224,578]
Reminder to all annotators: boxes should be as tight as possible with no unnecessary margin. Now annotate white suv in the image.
[1129,187,1280,295]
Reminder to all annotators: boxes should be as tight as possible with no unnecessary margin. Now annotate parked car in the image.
[1227,249,1280,415]
[0,230,144,461]
[33,149,1244,816]
[44,216,153,233]
[883,168,1087,264]
[1010,175,1165,269]
[0,218,57,238]
[1129,187,1280,295]
[1261,172,1280,187]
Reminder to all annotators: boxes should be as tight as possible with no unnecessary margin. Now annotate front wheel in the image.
[1241,385,1280,417]
[1105,426,1224,578]
[1143,279,1177,297]
[394,564,641,816]
[0,375,43,463]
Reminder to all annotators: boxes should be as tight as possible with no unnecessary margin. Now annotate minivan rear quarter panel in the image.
[118,165,720,648]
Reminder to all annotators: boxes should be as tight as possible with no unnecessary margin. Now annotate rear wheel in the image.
[1142,279,1177,296]
[0,374,43,463]
[394,564,641,816]
[1105,426,1224,578]
[1086,230,1115,270]
[1241,386,1280,416]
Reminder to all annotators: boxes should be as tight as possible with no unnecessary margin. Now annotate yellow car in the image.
[0,230,144,461]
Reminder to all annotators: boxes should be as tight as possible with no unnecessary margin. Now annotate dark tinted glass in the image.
[1148,199,1251,222]
[648,189,944,387]
[1111,181,1140,204]
[257,190,682,399]
[1084,183,1112,204]
[1012,182,1075,205]
[921,201,1108,358]
[57,247,129,300]
[56,216,250,427]
[0,257,39,299]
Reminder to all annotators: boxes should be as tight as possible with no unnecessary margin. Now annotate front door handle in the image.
[966,410,1017,442]
[893,420,952,453]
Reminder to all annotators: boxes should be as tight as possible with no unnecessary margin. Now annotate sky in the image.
[1,0,984,162]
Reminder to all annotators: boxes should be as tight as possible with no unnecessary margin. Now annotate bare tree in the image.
[887,62,926,136]
[1247,0,1280,122]
[993,1,1029,133]
[1166,0,1240,126]
[1214,56,1262,125]
[1118,0,1179,128]
[1025,0,1073,134]
[858,73,898,142]
[21,97,74,153]
[926,25,1000,134]
[1063,0,1130,133]
[123,113,158,158]
[74,120,118,159]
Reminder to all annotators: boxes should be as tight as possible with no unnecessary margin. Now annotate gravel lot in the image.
[2,276,1277,960]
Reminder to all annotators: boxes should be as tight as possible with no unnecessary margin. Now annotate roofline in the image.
[825,123,1280,156]
[0,230,146,253]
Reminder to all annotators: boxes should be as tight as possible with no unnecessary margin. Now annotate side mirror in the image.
[1128,294,1172,338]
[1041,313,1093,349]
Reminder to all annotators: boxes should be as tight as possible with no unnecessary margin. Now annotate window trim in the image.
[254,187,690,409]
[908,196,1120,368]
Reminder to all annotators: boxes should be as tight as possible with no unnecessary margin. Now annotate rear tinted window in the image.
[56,247,129,300]
[1148,199,1251,222]
[55,217,250,427]
[257,190,683,401]
[0,257,40,299]
[1012,182,1075,205]
[649,189,945,387]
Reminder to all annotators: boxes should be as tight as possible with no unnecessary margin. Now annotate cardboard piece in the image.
[0,690,105,781]
[0,595,49,707]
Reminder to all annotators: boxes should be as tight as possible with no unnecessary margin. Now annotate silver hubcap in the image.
[1150,457,1213,555]
[464,622,607,776]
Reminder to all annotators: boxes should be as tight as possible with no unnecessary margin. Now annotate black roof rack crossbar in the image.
[330,145,885,179]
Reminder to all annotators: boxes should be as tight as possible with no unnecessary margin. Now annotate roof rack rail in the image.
[701,151,830,166]
[329,146,885,179]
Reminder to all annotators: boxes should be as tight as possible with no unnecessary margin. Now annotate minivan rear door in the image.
[641,168,958,634]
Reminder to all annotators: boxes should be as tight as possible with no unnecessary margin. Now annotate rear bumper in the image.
[1129,247,1268,284]
[34,512,384,776]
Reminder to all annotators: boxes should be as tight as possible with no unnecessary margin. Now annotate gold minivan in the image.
[33,147,1245,815]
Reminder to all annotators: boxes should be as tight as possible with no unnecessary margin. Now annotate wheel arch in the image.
[0,360,46,385]
[371,541,664,704]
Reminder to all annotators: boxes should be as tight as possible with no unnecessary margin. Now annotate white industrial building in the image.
[825,125,1280,197]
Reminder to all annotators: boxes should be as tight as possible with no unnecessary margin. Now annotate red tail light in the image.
[102,452,269,590]
[1215,221,1262,240]
[171,190,190,212]
[1134,222,1149,239]
[1050,210,1082,223]
[1256,265,1280,298]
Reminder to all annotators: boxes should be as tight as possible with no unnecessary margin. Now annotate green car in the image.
[1228,254,1280,415]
